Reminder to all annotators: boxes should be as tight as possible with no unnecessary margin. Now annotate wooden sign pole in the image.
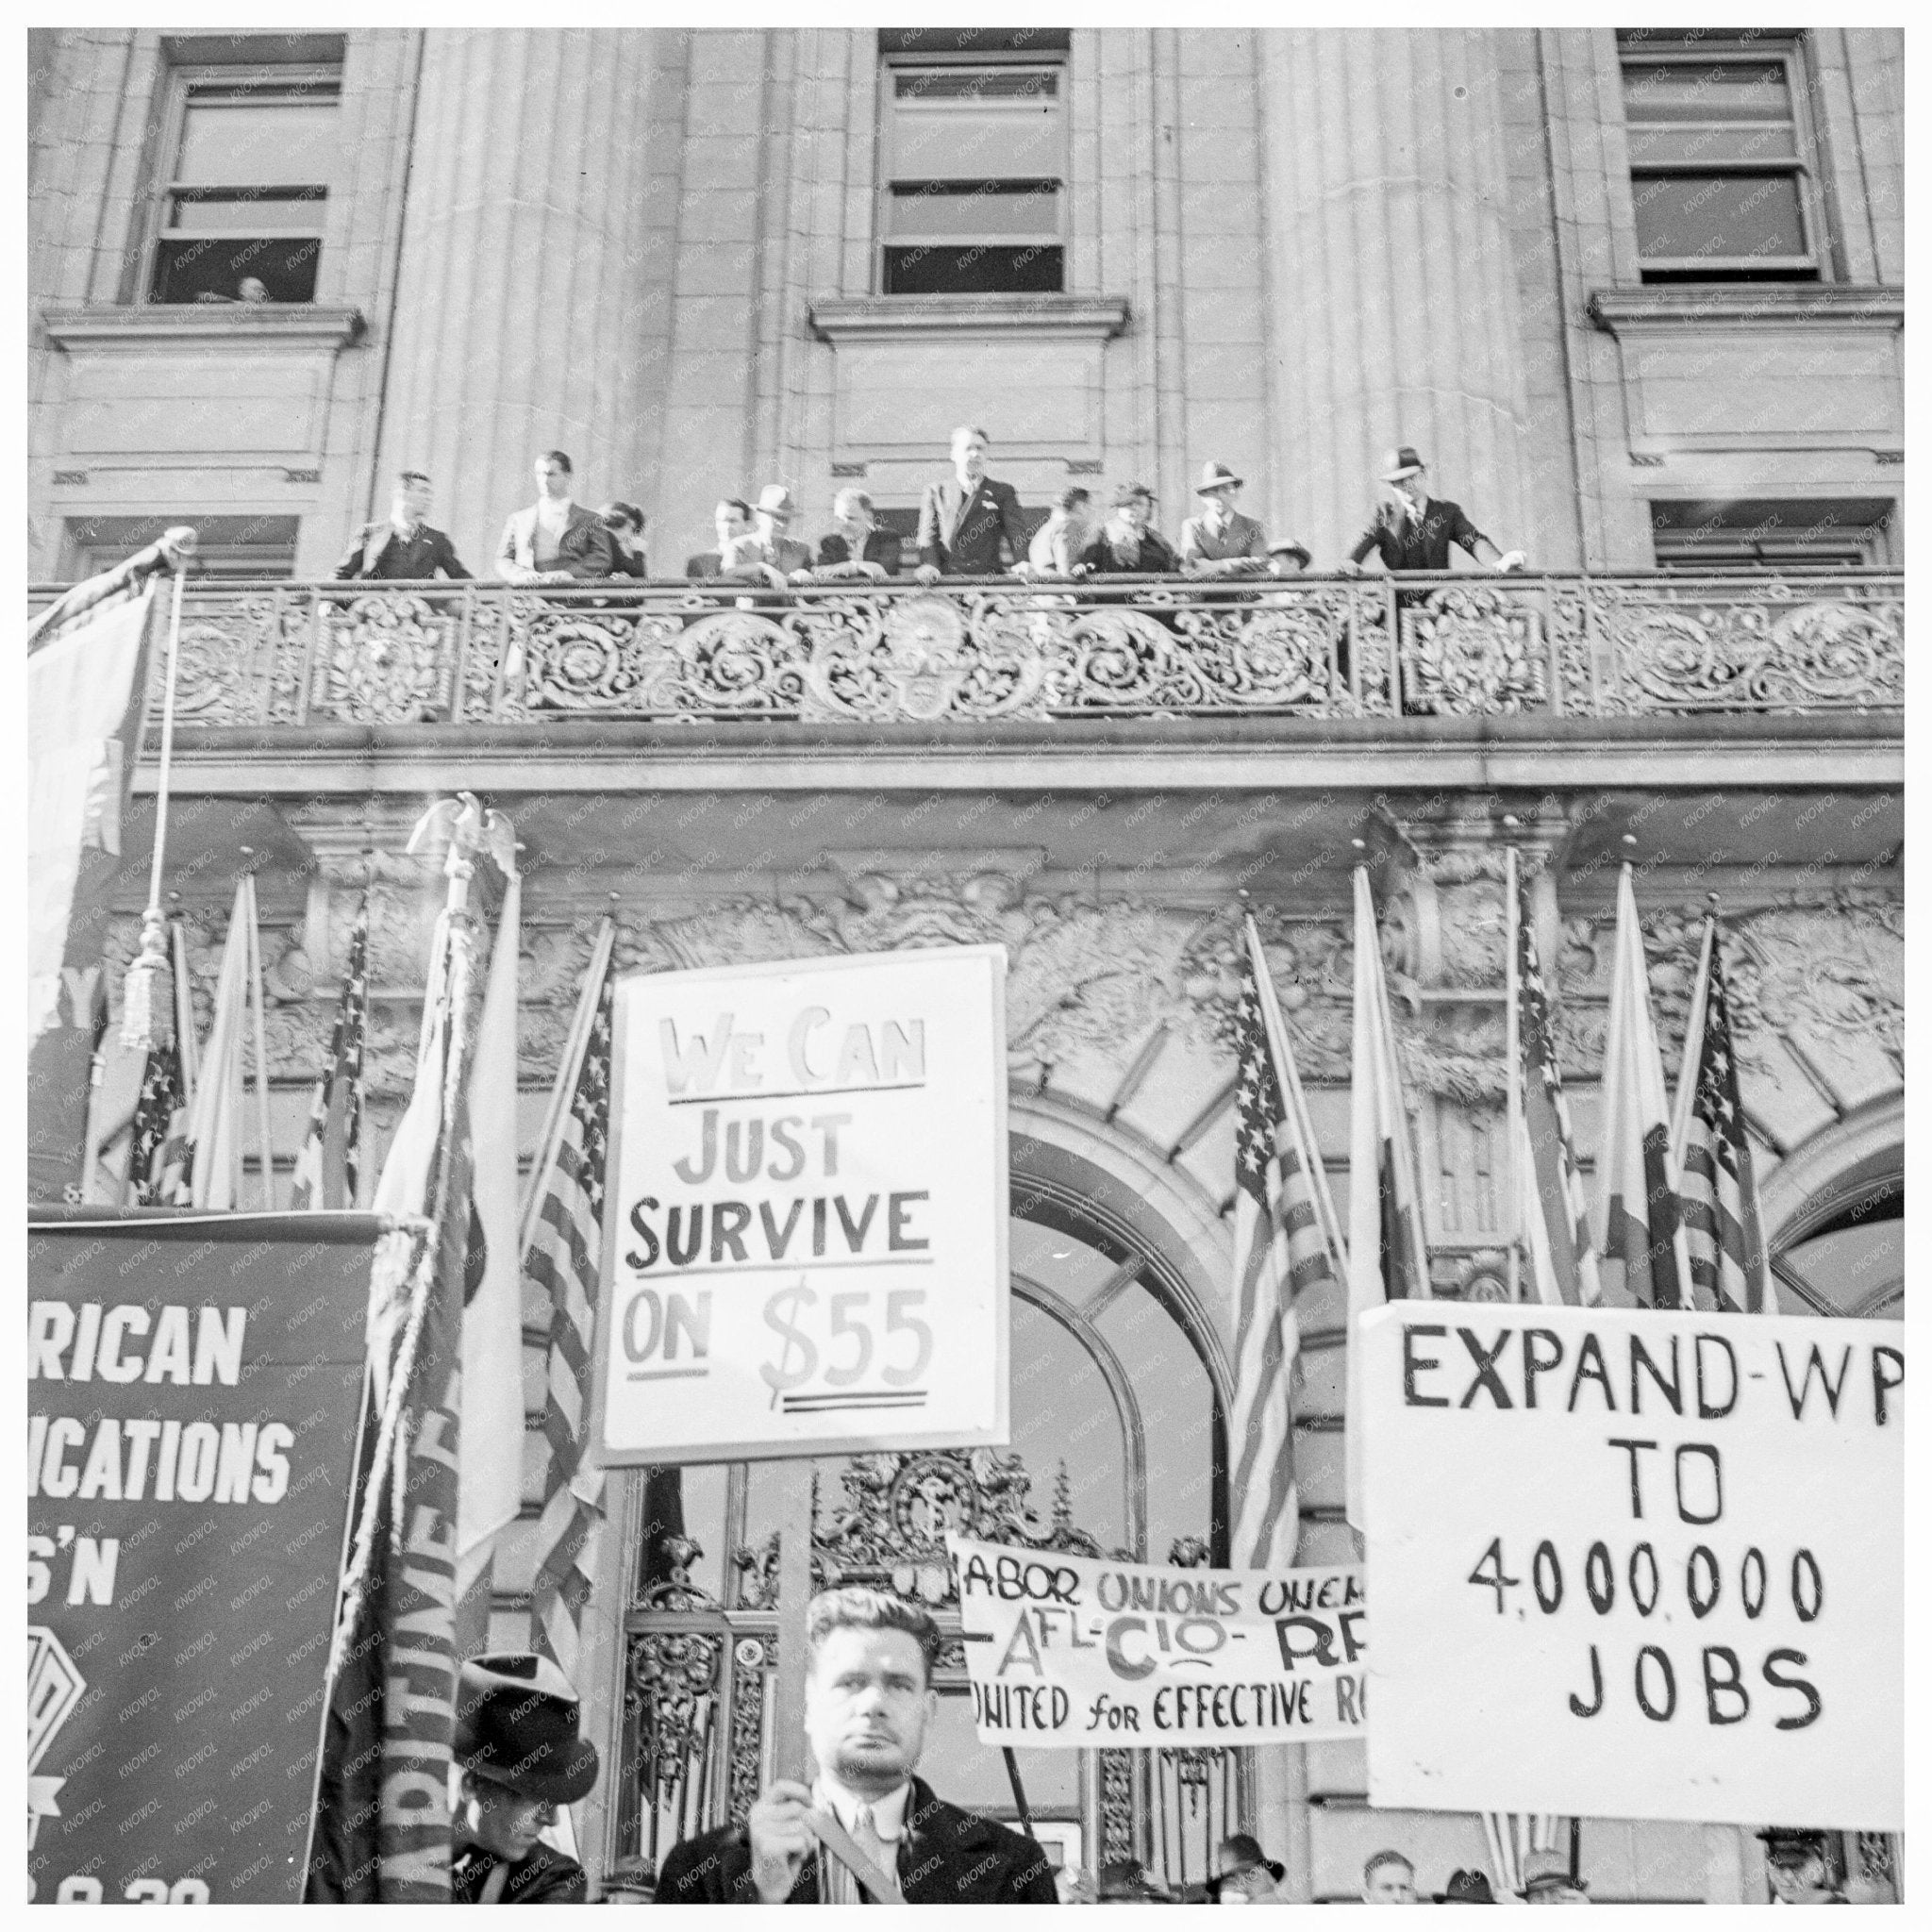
[770,1458,817,1787]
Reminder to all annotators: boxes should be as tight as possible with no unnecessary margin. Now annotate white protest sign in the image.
[1360,1303,1903,1829]
[591,946,1008,1463]
[950,1534,1367,1748]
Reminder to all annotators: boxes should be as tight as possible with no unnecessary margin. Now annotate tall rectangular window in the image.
[1620,37,1822,281]
[880,58,1066,295]
[148,67,341,304]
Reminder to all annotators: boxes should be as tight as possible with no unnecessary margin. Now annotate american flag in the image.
[127,1036,190,1205]
[1228,919,1341,1570]
[1674,918,1773,1314]
[1510,867,1600,1307]
[527,958,616,1680]
[289,896,369,1210]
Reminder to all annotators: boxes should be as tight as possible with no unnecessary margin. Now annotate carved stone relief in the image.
[732,1447,1108,1612]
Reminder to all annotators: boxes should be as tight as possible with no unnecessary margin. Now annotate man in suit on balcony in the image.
[1178,461,1270,577]
[495,449,616,584]
[1338,446,1524,577]
[334,470,472,581]
[914,426,1028,580]
[657,1588,1056,1906]
[814,487,902,579]
[686,498,755,579]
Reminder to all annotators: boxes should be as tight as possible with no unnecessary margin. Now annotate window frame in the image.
[1648,496,1895,572]
[1618,36,1827,281]
[140,59,343,307]
[874,47,1070,296]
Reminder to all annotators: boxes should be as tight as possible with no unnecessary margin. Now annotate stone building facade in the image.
[27,25,1903,1904]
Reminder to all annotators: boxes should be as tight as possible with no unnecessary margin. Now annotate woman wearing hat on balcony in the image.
[1074,483,1179,576]
[449,1652,600,1904]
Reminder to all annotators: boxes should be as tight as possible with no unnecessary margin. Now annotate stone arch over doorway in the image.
[1758,1094,1903,1320]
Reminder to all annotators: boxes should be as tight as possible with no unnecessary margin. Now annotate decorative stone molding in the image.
[1553,890,1902,1079]
[807,293,1131,345]
[39,304,366,351]
[731,1447,1106,1611]
[1588,285,1905,335]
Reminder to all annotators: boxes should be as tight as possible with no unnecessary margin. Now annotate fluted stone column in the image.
[1258,29,1535,564]
[375,29,659,574]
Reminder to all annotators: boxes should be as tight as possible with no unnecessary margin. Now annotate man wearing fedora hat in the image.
[719,485,815,586]
[449,1652,600,1904]
[658,1588,1056,1904]
[1518,1849,1589,1906]
[1179,462,1271,577]
[1207,1833,1286,1903]
[1758,1828,1848,1905]
[1340,446,1524,578]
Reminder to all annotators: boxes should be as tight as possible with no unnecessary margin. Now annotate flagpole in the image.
[172,921,197,1102]
[1505,846,1523,1303]
[244,874,275,1210]
[119,560,189,1051]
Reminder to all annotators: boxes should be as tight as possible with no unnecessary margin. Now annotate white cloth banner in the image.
[949,1534,1367,1748]
[458,873,525,1582]
[26,586,154,1038]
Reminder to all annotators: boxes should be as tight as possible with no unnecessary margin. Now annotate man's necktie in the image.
[809,1803,905,1905]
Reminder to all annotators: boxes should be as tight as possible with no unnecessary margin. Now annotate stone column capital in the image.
[282,800,438,883]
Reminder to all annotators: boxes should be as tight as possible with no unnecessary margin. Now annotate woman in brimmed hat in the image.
[450,1652,600,1904]
[1074,483,1179,576]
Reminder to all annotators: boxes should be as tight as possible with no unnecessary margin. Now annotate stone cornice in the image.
[807,293,1130,344]
[39,304,367,351]
[1588,285,1904,335]
[131,714,1904,801]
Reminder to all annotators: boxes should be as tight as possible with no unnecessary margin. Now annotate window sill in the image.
[40,304,367,351]
[808,293,1130,344]
[1589,285,1903,334]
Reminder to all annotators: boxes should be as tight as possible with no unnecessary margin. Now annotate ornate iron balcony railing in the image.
[29,571,1903,729]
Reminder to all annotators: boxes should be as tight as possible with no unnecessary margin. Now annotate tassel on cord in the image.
[119,908,175,1056]
[119,558,190,1052]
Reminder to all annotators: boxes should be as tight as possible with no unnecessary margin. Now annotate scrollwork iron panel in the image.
[100,573,1900,730]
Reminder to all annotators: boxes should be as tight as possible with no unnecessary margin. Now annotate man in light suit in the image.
[1178,461,1270,577]
[718,484,815,585]
[334,470,472,581]
[495,449,616,584]
[914,426,1028,580]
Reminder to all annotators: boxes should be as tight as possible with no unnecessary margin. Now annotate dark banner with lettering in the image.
[27,1208,375,1904]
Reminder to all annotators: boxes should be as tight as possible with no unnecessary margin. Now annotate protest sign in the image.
[1359,1302,1903,1829]
[26,1209,372,1904]
[592,946,1008,1463]
[951,1535,1366,1747]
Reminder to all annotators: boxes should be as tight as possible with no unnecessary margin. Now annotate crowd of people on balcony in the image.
[332,430,1524,592]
